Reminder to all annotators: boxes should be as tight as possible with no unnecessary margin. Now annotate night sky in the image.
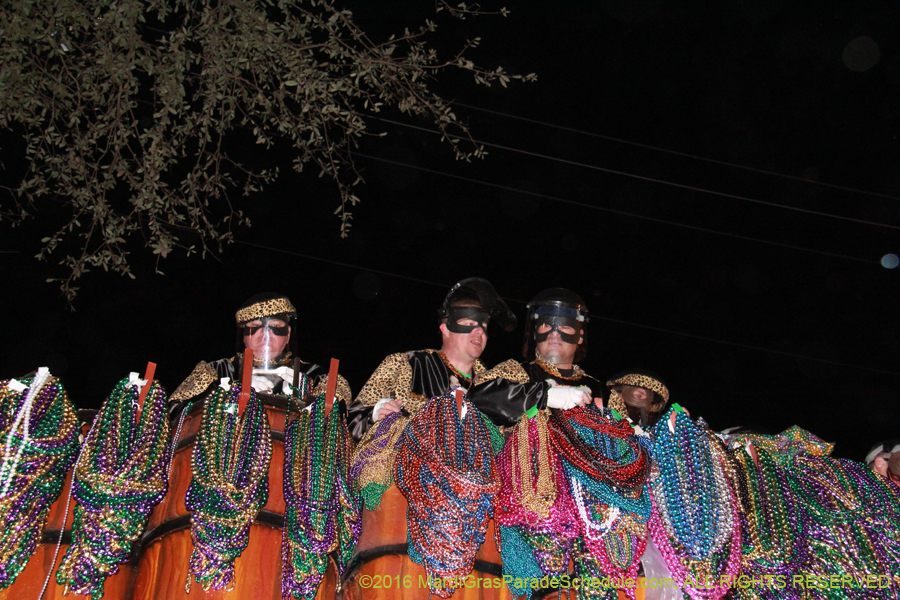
[2,0,898,461]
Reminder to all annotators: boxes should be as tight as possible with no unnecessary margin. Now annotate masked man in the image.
[469,288,601,426]
[346,278,517,439]
[168,292,350,412]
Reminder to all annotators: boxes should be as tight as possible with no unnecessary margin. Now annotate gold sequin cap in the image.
[606,372,670,403]
[235,293,297,324]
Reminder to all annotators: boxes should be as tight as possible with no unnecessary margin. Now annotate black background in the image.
[2,0,898,460]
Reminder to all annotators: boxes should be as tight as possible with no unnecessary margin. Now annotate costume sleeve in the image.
[469,359,549,427]
[354,352,411,406]
[310,373,352,405]
[346,352,412,441]
[346,401,374,442]
[168,360,219,417]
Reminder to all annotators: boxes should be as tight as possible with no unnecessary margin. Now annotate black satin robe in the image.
[469,360,606,428]
[347,350,478,440]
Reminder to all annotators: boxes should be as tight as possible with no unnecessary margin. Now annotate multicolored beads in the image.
[395,391,499,599]
[186,382,271,592]
[56,375,171,599]
[648,408,742,600]
[282,388,361,599]
[0,373,79,590]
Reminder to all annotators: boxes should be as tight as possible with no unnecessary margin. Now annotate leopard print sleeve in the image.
[311,373,353,404]
[169,361,218,404]
[355,352,413,407]
[479,358,531,384]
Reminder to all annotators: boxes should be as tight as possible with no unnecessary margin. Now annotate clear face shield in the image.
[235,313,297,374]
[522,293,589,362]
[533,306,584,345]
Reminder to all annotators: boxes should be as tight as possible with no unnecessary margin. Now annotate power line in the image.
[371,116,900,232]
[234,240,448,289]
[351,151,875,264]
[118,24,900,205]
[233,239,900,377]
[455,102,900,203]
[591,315,900,377]
[134,94,897,231]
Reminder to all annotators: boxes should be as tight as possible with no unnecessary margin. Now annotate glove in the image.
[250,375,275,392]
[274,366,296,384]
[547,386,587,410]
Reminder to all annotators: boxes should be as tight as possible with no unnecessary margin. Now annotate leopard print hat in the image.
[235,292,297,324]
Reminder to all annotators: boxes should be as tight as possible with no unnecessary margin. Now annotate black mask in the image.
[533,316,581,344]
[242,317,290,337]
[446,306,490,333]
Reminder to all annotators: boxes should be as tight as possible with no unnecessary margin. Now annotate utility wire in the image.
[235,240,446,289]
[455,102,900,203]
[351,151,874,264]
[110,99,876,261]
[591,315,900,377]
[131,25,900,203]
[371,116,900,232]
[233,239,900,377]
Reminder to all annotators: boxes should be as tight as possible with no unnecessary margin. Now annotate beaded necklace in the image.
[651,409,735,559]
[282,387,361,600]
[789,456,900,596]
[572,537,619,600]
[513,463,580,579]
[56,375,171,599]
[395,391,499,599]
[648,408,742,600]
[553,407,651,598]
[438,351,473,382]
[648,497,742,600]
[499,524,545,600]
[349,411,407,510]
[185,381,272,592]
[731,446,805,574]
[0,375,79,591]
[503,411,557,521]
[549,407,650,495]
[600,516,648,573]
[495,413,579,588]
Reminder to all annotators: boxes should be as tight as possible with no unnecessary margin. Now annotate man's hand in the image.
[547,386,590,410]
[373,398,403,421]
[250,375,275,392]
[273,366,295,384]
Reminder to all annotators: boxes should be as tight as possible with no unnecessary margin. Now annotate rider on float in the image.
[468,288,602,426]
[168,292,350,413]
[348,277,516,437]
[605,369,670,428]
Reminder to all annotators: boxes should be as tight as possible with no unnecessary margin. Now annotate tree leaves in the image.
[0,0,533,301]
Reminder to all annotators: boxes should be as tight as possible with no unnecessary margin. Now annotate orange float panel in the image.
[0,410,133,600]
[344,483,510,600]
[132,394,335,600]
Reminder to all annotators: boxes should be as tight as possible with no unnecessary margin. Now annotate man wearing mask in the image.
[470,288,601,427]
[605,369,670,428]
[168,292,350,412]
[347,277,517,438]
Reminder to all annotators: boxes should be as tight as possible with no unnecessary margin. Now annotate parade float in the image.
[0,365,897,600]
